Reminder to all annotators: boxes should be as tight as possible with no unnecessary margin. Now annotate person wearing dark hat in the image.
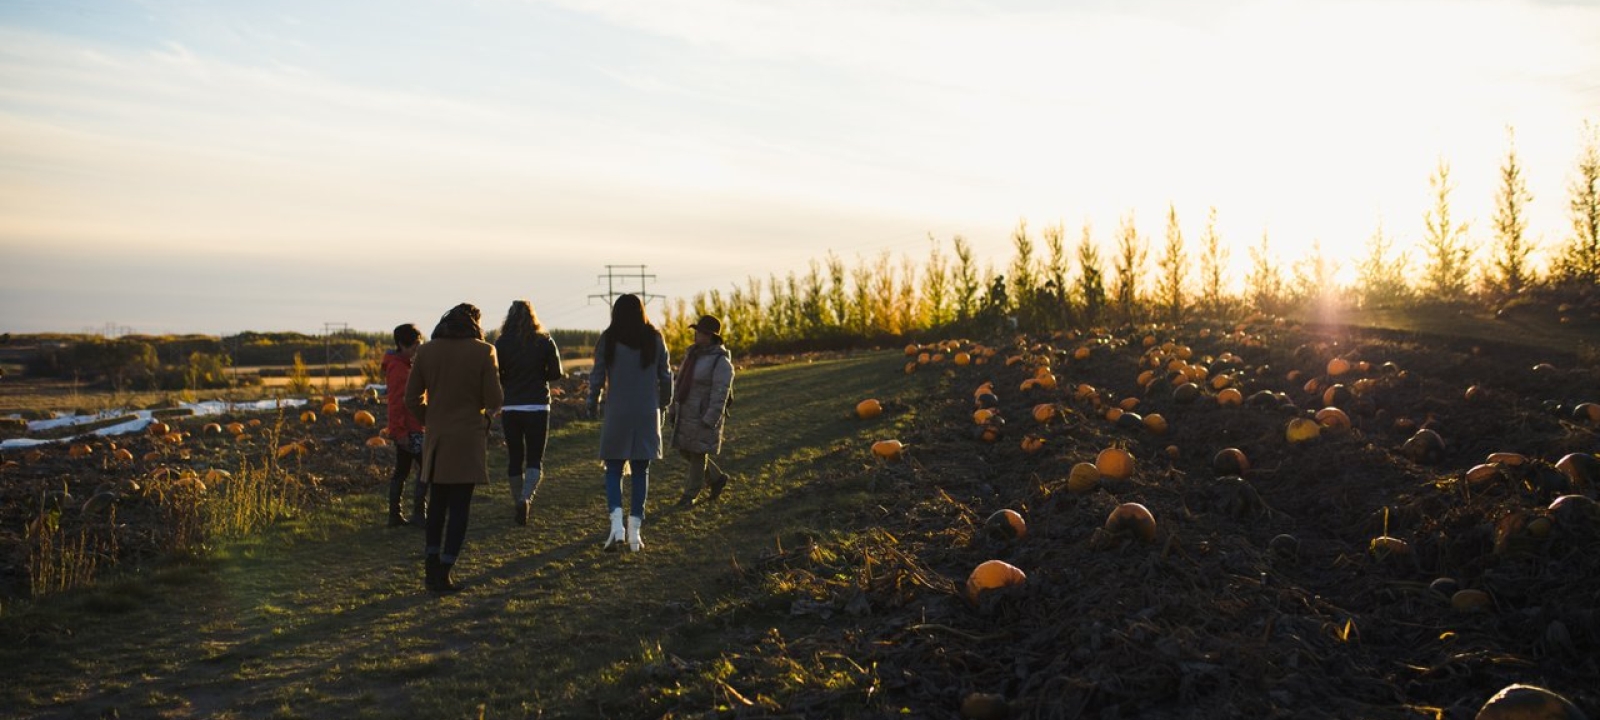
[405,302,503,592]
[669,313,736,508]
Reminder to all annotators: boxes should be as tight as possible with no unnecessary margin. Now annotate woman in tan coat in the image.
[405,303,503,593]
[671,315,735,508]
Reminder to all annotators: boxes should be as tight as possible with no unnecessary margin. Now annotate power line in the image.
[588,265,663,308]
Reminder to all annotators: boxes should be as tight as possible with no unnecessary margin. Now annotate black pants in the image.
[425,484,475,563]
[501,410,551,479]
[387,447,423,515]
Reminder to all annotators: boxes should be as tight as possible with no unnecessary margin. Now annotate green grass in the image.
[0,350,918,719]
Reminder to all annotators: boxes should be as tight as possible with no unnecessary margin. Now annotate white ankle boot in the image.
[603,508,625,551]
[626,515,643,552]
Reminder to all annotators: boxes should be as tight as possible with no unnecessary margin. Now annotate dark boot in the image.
[388,510,407,527]
[514,499,528,526]
[707,465,729,501]
[436,562,462,593]
[424,553,441,591]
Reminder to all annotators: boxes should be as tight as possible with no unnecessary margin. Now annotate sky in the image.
[1,0,1597,335]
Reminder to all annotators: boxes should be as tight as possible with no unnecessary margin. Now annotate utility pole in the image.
[588,265,663,307]
[322,322,350,394]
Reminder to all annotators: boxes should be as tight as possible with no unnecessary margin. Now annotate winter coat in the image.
[588,331,672,460]
[382,350,424,439]
[670,343,734,455]
[495,332,563,406]
[405,338,503,485]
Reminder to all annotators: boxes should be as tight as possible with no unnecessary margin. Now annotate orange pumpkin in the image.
[965,559,1027,603]
[353,410,377,427]
[856,399,884,420]
[299,410,318,424]
[365,436,390,448]
[984,509,1027,541]
[1216,388,1243,407]
[1450,588,1491,613]
[148,420,170,436]
[1575,402,1600,423]
[1284,417,1320,444]
[1369,535,1411,558]
[68,443,93,459]
[321,401,340,415]
[1485,452,1526,467]
[1095,447,1134,480]
[1474,684,1585,720]
[954,352,972,366]
[225,422,246,435]
[1104,502,1157,542]
[202,422,223,435]
[1327,357,1352,377]
[1031,403,1057,424]
[1020,435,1046,454]
[1554,453,1598,488]
[1401,429,1446,464]
[1067,462,1100,494]
[1314,407,1351,433]
[1213,448,1250,475]
[1464,463,1504,487]
[112,448,135,464]
[1142,413,1168,435]
[871,439,904,461]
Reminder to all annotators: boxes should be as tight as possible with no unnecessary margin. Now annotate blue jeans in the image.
[604,459,649,519]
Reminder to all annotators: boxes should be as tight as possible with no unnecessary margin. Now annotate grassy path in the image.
[2,350,915,719]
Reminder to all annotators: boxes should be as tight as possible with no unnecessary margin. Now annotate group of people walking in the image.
[382,294,735,594]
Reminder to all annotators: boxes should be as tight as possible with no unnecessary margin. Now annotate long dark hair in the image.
[601,294,658,368]
[498,300,545,343]
[432,303,483,340]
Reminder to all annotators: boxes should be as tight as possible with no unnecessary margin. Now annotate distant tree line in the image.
[658,121,1600,358]
[18,327,603,392]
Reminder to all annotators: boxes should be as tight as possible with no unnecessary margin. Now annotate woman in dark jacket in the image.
[405,303,503,593]
[586,294,672,552]
[495,300,564,526]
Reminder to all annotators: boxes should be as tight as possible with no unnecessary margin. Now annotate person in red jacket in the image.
[383,323,427,526]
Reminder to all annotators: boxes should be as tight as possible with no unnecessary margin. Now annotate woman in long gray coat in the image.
[405,303,503,592]
[586,294,672,552]
[670,314,735,508]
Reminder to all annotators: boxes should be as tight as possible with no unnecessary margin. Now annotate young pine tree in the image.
[1198,207,1227,314]
[1112,212,1148,322]
[1246,232,1286,316]
[953,235,981,323]
[1420,158,1475,300]
[1356,221,1412,308]
[921,235,954,328]
[1009,220,1040,330]
[1042,222,1073,329]
[1489,127,1536,296]
[1076,222,1107,326]
[1155,203,1187,322]
[1554,120,1600,287]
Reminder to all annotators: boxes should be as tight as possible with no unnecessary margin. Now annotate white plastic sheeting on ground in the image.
[0,397,330,451]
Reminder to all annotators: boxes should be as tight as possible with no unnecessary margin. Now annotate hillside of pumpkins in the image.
[701,321,1599,719]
